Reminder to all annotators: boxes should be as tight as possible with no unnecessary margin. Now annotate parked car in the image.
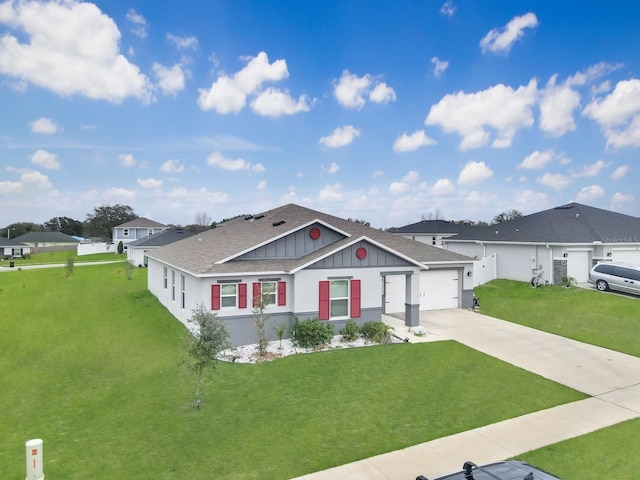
[588,262,640,296]
[416,460,561,479]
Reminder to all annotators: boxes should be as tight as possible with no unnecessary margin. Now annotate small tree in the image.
[273,319,287,350]
[124,261,135,280]
[64,255,75,279]
[253,293,270,357]
[117,241,124,254]
[183,304,231,407]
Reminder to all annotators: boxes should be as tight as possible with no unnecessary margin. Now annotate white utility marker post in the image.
[25,438,44,480]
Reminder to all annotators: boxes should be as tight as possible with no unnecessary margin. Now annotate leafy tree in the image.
[44,216,83,236]
[117,241,124,254]
[451,219,490,227]
[183,304,231,407]
[2,222,43,238]
[492,209,523,224]
[84,204,137,242]
[347,218,371,227]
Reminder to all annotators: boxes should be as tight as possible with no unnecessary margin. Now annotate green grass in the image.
[1,250,125,266]
[475,279,640,357]
[0,265,584,479]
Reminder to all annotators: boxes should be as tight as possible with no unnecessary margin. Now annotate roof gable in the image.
[115,217,167,228]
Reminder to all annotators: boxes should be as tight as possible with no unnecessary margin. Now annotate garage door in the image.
[567,250,590,283]
[420,270,459,310]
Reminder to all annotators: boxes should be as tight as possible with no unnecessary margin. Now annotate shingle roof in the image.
[0,237,28,247]
[128,228,195,247]
[115,217,167,228]
[13,231,79,243]
[447,203,640,244]
[148,203,472,275]
[393,219,481,235]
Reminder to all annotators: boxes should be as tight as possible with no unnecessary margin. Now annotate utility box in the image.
[25,438,44,480]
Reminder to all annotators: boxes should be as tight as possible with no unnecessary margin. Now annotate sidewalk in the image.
[293,310,640,480]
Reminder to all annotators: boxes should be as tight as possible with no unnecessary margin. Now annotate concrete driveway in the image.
[293,309,640,480]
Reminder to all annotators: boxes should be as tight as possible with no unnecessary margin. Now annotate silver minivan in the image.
[588,262,640,296]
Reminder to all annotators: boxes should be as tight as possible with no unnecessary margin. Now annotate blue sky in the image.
[1,0,639,229]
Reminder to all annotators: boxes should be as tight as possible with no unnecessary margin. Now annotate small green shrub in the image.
[21,253,31,260]
[360,321,379,342]
[292,317,334,349]
[360,321,395,344]
[339,319,360,342]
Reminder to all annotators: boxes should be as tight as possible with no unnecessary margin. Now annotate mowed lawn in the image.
[0,265,584,479]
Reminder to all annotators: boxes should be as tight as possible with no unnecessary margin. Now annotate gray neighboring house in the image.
[147,203,474,346]
[112,218,168,252]
[0,237,30,260]
[443,202,640,285]
[392,220,480,247]
[13,231,80,249]
[127,228,195,267]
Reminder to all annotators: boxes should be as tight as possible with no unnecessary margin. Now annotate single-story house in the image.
[391,220,480,247]
[0,237,31,260]
[127,228,195,267]
[442,202,640,285]
[112,218,168,251]
[13,231,80,249]
[147,204,474,345]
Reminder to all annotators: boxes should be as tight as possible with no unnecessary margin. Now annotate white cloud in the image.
[167,33,198,50]
[610,165,630,180]
[167,187,228,204]
[372,170,383,179]
[30,149,60,170]
[440,1,456,17]
[319,125,361,148]
[119,153,136,167]
[389,182,410,194]
[393,130,437,152]
[573,159,609,178]
[29,117,60,134]
[160,159,184,173]
[431,57,449,77]
[582,79,640,149]
[256,180,267,190]
[514,189,549,212]
[198,51,289,113]
[539,75,580,137]
[575,185,604,202]
[480,12,539,54]
[369,82,396,104]
[250,163,266,173]
[430,178,455,195]
[250,88,311,117]
[518,150,554,169]
[325,162,340,174]
[206,151,249,171]
[152,63,185,96]
[536,172,571,190]
[458,161,494,185]
[0,1,153,103]
[611,192,634,208]
[126,9,147,38]
[137,177,162,189]
[402,170,420,183]
[21,170,52,190]
[0,180,23,195]
[318,183,343,202]
[425,79,537,150]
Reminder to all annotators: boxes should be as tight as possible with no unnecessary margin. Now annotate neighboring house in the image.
[0,237,31,259]
[127,228,195,267]
[147,204,474,345]
[112,218,168,252]
[443,202,640,285]
[13,231,80,249]
[392,220,480,247]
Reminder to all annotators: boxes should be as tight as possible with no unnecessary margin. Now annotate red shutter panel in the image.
[350,279,361,318]
[211,284,221,310]
[318,281,330,320]
[238,283,247,309]
[253,282,261,307]
[277,281,286,306]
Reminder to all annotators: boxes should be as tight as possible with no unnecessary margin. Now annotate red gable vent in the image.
[309,227,321,240]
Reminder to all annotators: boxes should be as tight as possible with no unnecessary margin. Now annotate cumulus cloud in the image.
[610,165,630,180]
[167,33,198,50]
[575,185,604,202]
[30,149,60,170]
[256,180,267,190]
[119,153,136,167]
[393,130,437,152]
[126,9,148,38]
[250,88,311,117]
[152,63,185,96]
[480,12,539,54]
[167,187,228,204]
[137,177,162,189]
[583,79,640,149]
[324,162,340,175]
[431,57,449,77]
[389,182,410,194]
[518,150,555,169]
[29,117,60,134]
[319,125,361,148]
[0,0,153,103]
[572,159,609,178]
[318,183,343,202]
[539,75,581,137]
[440,0,456,17]
[514,189,549,212]
[402,170,420,183]
[611,192,634,208]
[458,161,494,185]
[333,70,395,109]
[430,178,455,195]
[536,172,571,190]
[206,151,250,171]
[425,79,537,150]
[160,159,184,173]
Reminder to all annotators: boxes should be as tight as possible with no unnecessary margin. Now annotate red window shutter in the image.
[211,284,221,310]
[238,283,247,309]
[253,282,261,307]
[350,279,361,318]
[277,281,286,306]
[318,281,330,320]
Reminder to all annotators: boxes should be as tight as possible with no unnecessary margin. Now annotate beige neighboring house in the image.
[112,218,169,252]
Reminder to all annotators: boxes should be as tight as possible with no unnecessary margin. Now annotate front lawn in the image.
[0,265,584,479]
[475,279,640,357]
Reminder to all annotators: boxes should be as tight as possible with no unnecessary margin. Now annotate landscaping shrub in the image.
[339,319,360,341]
[360,321,395,344]
[360,321,379,343]
[292,317,334,349]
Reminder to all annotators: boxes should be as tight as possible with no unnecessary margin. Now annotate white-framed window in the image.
[171,270,176,301]
[221,283,237,308]
[123,228,129,237]
[260,281,277,306]
[330,279,349,318]
[181,274,186,309]
[163,266,168,289]
[148,229,153,236]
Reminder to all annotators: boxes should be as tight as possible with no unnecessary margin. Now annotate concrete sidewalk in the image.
[293,310,640,480]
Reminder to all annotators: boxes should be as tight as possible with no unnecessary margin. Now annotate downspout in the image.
[546,244,552,285]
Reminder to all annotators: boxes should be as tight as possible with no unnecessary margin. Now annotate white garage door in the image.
[420,270,459,310]
[384,275,405,313]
